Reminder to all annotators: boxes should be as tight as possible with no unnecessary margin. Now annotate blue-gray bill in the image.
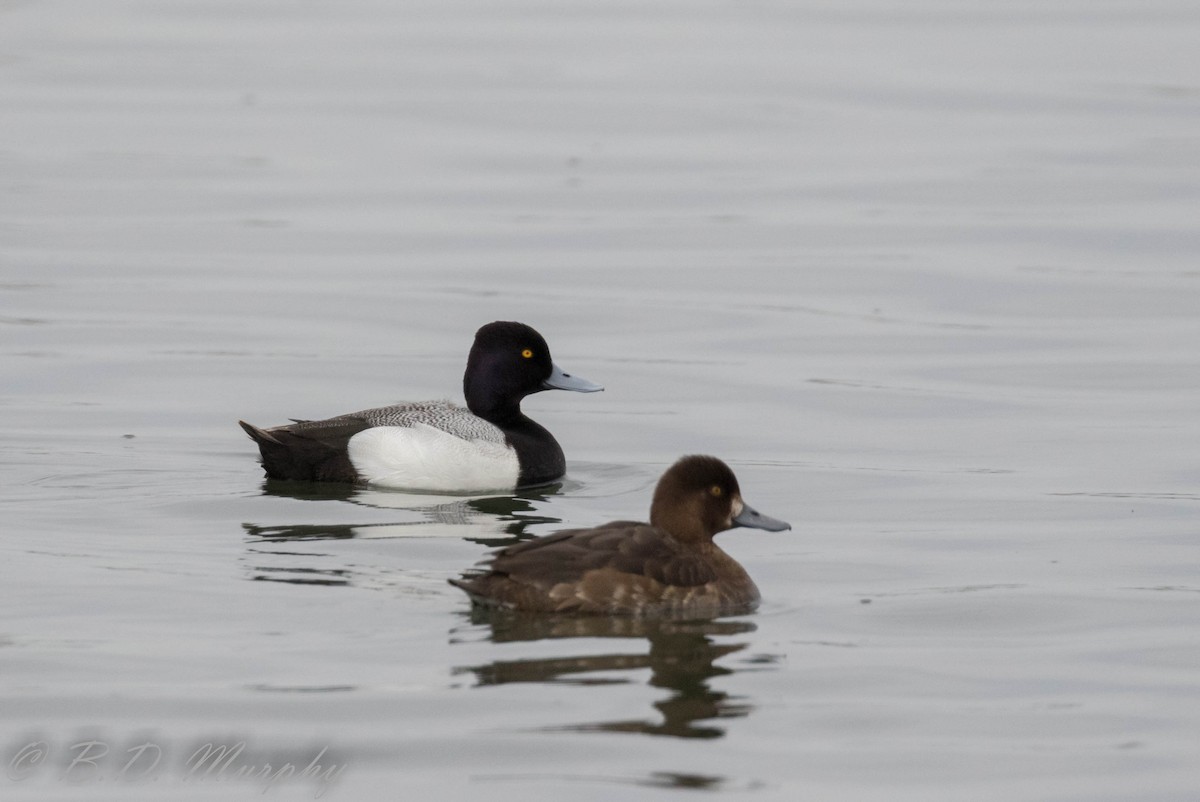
[542,362,604,393]
[732,503,791,532]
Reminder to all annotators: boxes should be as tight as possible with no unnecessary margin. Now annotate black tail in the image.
[238,420,359,483]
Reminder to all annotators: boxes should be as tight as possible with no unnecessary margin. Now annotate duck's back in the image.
[321,400,507,443]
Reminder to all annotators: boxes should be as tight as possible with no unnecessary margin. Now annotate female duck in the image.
[450,455,791,616]
[239,321,602,492]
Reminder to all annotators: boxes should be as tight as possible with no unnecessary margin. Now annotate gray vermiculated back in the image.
[354,400,507,443]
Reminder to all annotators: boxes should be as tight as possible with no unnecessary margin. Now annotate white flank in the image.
[346,423,520,492]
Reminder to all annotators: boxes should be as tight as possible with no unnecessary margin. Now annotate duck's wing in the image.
[356,401,506,444]
[262,413,373,446]
[249,401,498,444]
[450,522,719,612]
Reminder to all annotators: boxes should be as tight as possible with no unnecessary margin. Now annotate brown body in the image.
[450,455,791,617]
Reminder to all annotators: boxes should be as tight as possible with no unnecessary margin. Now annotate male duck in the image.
[239,321,602,492]
[450,455,791,616]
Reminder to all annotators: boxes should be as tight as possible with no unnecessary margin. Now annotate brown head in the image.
[648,455,791,544]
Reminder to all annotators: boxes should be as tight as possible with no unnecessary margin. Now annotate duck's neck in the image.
[463,365,525,426]
[650,508,714,547]
[467,394,523,426]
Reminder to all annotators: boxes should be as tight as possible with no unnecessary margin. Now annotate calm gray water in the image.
[2,1,1199,799]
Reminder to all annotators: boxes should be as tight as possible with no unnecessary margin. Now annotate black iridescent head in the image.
[462,322,557,418]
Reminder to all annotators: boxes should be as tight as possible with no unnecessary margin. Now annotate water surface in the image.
[2,1,1199,799]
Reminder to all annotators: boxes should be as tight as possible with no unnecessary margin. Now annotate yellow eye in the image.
[710,485,723,497]
[521,348,534,359]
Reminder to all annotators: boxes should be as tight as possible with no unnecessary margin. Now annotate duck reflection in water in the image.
[452,612,762,739]
[241,487,562,586]
[243,481,562,545]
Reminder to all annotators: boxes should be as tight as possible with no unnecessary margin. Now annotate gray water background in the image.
[2,1,1198,799]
